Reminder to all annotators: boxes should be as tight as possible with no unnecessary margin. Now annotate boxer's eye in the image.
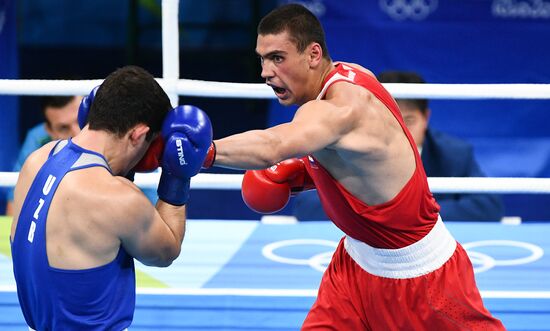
[273,55,283,63]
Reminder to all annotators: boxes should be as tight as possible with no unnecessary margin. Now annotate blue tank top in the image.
[11,139,135,331]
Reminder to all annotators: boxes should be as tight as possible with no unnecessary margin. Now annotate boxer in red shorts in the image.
[202,4,505,330]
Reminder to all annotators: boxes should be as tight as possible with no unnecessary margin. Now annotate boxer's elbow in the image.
[157,244,181,267]
[147,259,173,268]
[143,242,181,268]
[155,259,174,268]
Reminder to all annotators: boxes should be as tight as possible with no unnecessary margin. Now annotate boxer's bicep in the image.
[268,100,355,157]
[117,190,180,267]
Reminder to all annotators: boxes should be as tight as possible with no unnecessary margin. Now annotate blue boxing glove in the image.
[157,105,213,205]
[78,85,100,129]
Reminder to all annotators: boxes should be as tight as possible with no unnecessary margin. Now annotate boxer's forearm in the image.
[214,130,286,170]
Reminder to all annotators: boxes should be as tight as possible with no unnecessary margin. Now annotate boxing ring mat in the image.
[1,217,549,330]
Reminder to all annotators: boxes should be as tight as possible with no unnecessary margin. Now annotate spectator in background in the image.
[6,95,81,215]
[294,71,504,222]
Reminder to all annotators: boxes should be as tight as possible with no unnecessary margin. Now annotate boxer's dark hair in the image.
[377,71,429,114]
[258,4,330,60]
[88,66,171,141]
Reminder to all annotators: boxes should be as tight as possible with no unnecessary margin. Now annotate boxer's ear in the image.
[129,124,150,146]
[308,42,323,68]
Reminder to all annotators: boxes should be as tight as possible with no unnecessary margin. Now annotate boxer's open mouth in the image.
[269,84,288,98]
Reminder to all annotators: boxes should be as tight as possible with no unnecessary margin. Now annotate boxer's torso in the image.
[305,64,440,249]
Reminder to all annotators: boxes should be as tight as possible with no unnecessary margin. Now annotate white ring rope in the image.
[0,79,547,195]
[161,0,180,107]
[0,172,549,194]
[1,79,550,99]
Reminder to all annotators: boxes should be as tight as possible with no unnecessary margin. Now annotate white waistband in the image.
[344,217,457,279]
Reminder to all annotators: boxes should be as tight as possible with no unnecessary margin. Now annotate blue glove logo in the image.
[175,139,187,166]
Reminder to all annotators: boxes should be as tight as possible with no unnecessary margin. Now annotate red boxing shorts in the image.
[302,218,506,330]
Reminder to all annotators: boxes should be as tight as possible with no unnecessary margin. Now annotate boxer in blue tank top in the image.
[10,66,213,330]
[12,139,135,330]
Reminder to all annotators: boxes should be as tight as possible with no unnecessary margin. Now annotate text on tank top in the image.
[10,139,135,330]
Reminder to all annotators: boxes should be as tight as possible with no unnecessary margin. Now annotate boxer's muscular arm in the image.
[115,180,186,267]
[214,99,357,169]
[118,105,211,267]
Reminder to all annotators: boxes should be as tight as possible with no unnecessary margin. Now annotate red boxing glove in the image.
[265,158,315,195]
[241,158,315,214]
[134,136,164,172]
[202,142,216,169]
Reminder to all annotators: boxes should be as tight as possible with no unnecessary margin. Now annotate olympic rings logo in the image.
[262,239,337,273]
[262,239,544,274]
[462,240,544,273]
[379,0,438,21]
